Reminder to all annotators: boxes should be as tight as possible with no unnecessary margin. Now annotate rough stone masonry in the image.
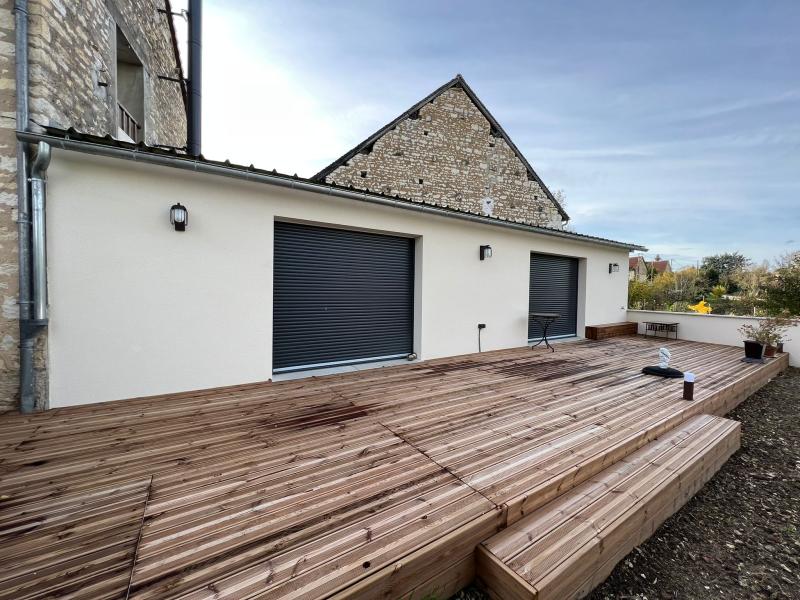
[0,0,187,411]
[323,86,567,229]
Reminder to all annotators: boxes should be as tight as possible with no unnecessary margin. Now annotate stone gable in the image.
[323,86,565,228]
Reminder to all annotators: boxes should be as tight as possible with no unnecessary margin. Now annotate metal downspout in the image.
[14,0,36,413]
[30,142,51,323]
[187,0,202,155]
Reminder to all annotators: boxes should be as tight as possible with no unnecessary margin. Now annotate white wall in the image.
[46,151,630,406]
[627,310,799,367]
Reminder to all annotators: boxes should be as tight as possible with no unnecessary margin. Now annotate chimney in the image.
[187,0,202,156]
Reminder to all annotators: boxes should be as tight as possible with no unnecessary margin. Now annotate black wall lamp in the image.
[480,245,493,260]
[170,203,188,231]
[609,262,620,273]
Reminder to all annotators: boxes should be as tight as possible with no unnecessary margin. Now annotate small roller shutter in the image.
[528,253,578,340]
[273,221,414,372]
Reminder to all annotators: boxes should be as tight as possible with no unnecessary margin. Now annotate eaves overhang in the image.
[17,129,647,253]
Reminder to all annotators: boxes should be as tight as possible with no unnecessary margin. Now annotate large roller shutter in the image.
[273,221,414,372]
[528,253,578,340]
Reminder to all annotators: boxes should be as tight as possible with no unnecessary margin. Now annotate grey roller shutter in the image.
[273,221,414,372]
[528,253,578,340]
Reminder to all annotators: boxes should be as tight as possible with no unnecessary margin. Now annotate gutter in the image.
[16,131,647,253]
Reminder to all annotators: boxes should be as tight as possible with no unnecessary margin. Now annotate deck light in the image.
[608,262,619,273]
[480,245,492,260]
[170,203,188,231]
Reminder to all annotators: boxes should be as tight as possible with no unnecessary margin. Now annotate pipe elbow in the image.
[30,141,51,179]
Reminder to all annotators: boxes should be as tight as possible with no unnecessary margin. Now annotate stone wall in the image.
[0,0,186,411]
[324,87,565,229]
[27,0,186,145]
[0,2,19,410]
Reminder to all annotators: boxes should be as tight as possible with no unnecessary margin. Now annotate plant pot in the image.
[777,342,784,353]
[764,345,777,358]
[743,340,765,360]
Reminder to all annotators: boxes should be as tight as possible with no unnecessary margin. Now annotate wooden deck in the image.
[0,336,788,600]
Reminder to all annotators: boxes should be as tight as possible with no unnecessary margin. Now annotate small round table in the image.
[529,312,561,352]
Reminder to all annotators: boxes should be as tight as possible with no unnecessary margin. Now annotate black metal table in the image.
[529,312,561,352]
[644,321,679,340]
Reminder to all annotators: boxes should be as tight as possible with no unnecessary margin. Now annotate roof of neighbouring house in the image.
[629,256,645,269]
[18,126,647,252]
[650,259,671,273]
[310,74,570,223]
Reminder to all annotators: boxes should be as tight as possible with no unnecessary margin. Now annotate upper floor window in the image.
[116,28,144,143]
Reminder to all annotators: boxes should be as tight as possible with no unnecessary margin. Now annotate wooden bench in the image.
[585,322,638,340]
[476,414,741,600]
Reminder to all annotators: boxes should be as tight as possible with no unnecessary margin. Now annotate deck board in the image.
[0,337,788,599]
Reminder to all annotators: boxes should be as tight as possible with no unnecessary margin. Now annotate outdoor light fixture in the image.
[170,203,188,231]
[608,262,619,274]
[480,245,493,260]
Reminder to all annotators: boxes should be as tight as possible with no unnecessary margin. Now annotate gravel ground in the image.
[451,366,800,600]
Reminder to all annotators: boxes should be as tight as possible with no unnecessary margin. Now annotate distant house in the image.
[629,256,648,281]
[648,255,672,277]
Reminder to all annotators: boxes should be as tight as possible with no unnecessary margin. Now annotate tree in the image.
[552,189,575,232]
[628,279,652,310]
[700,253,750,293]
[737,261,771,299]
[672,266,702,302]
[763,252,800,316]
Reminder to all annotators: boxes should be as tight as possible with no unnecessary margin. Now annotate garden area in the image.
[628,251,800,317]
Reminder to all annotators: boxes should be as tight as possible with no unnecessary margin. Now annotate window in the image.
[116,27,144,143]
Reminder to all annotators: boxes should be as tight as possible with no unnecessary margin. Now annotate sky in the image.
[172,1,799,268]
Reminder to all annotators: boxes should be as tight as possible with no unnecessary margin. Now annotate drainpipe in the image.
[30,142,51,323]
[187,0,202,156]
[14,0,37,413]
[18,142,50,414]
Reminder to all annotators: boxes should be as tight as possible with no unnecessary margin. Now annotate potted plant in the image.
[739,314,797,360]
[766,312,797,354]
[738,323,767,360]
[764,332,778,358]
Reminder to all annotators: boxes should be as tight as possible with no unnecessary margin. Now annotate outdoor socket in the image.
[683,372,695,401]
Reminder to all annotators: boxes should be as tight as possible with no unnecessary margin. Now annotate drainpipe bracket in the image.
[20,319,48,336]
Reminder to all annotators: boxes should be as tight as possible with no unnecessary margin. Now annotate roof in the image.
[311,74,570,222]
[650,260,671,273]
[18,127,647,252]
[629,256,645,269]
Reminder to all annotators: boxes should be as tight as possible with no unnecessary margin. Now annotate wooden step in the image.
[476,414,740,600]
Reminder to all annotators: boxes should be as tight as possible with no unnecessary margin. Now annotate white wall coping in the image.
[627,309,769,321]
[627,309,798,367]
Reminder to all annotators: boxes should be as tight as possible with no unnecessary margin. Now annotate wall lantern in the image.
[480,245,493,260]
[170,203,188,231]
[608,262,620,274]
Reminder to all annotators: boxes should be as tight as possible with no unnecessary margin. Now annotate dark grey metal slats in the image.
[273,221,414,372]
[528,253,578,339]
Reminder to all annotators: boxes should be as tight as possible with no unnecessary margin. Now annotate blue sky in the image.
[178,1,799,268]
